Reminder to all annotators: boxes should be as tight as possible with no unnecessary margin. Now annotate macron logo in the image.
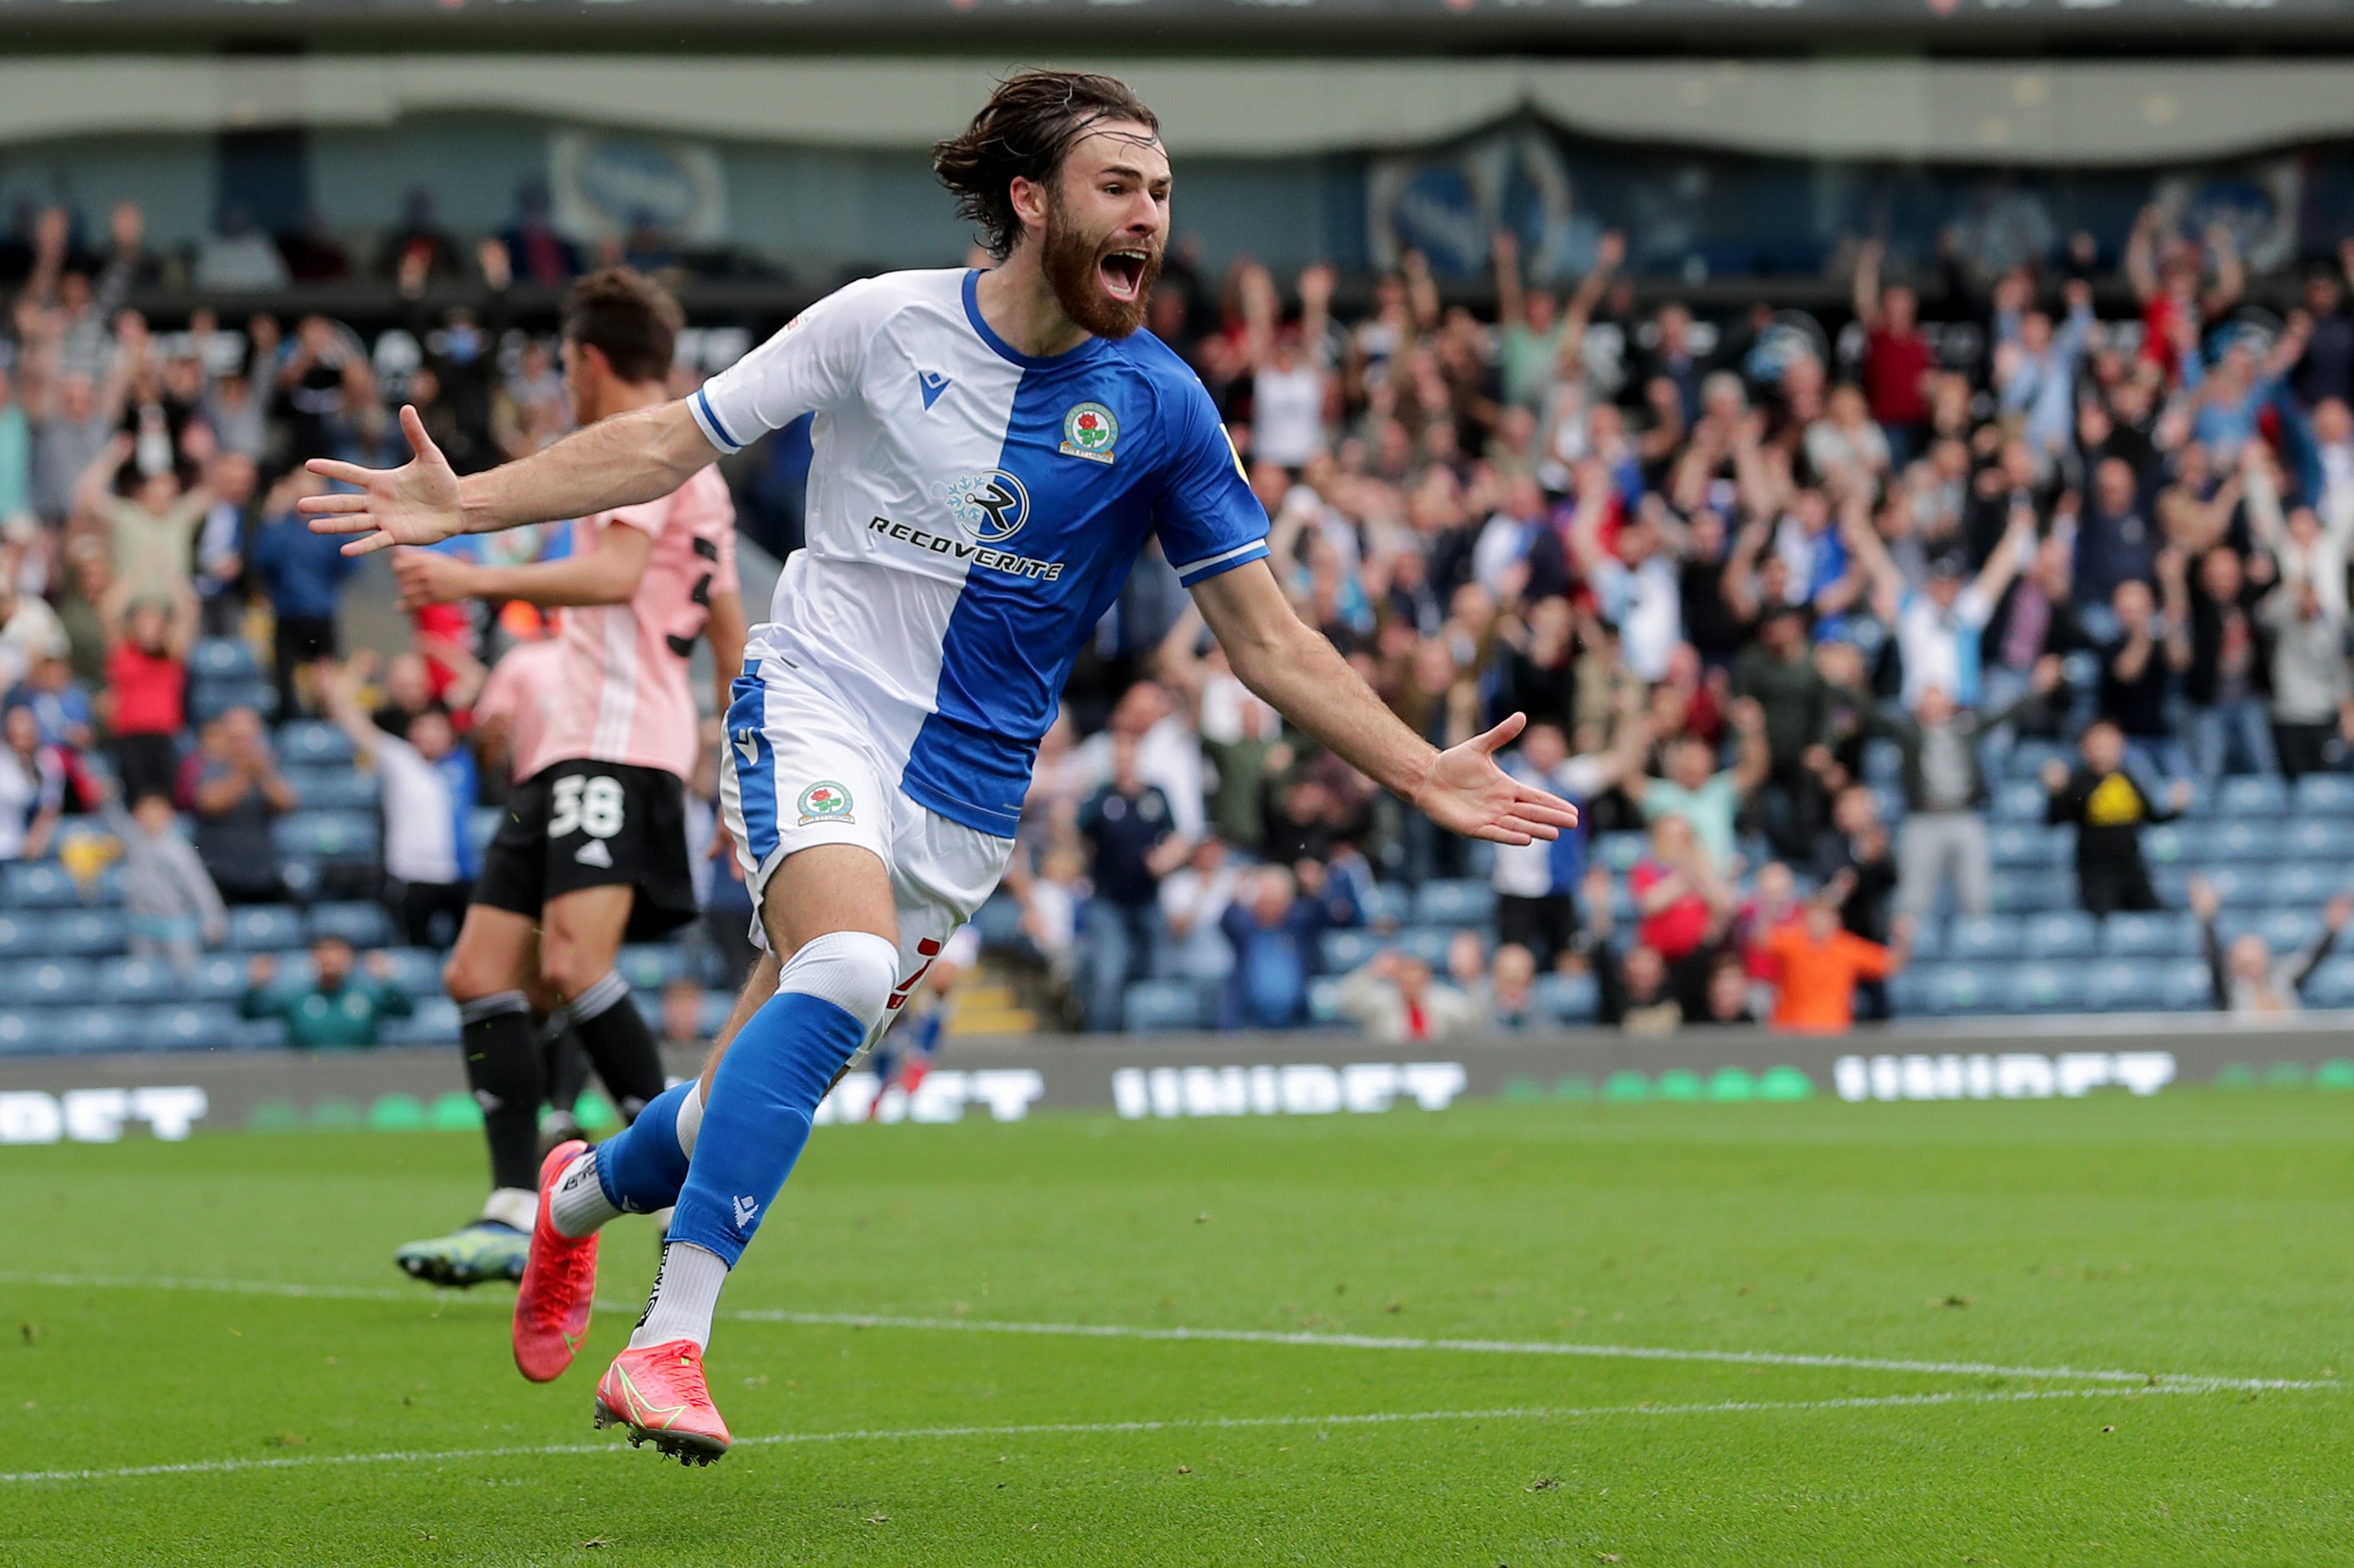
[916,370,951,410]
[733,727,760,769]
[732,1195,760,1230]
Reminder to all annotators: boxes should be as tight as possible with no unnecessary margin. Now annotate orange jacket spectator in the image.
[1762,904,1899,1033]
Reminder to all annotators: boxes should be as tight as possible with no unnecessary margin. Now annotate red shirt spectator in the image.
[106,641,184,736]
[1851,242,1932,430]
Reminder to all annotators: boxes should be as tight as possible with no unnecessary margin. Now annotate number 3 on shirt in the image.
[549,774,626,840]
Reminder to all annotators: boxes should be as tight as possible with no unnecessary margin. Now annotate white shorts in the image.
[717,654,1014,1041]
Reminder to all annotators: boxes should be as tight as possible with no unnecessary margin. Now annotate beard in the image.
[1040,193,1159,341]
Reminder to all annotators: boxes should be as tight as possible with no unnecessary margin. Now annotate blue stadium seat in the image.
[2282,818,2354,861]
[1915,964,1997,1016]
[224,906,305,951]
[308,901,393,947]
[1905,915,1947,962]
[1592,832,1645,873]
[2303,954,2354,1008]
[1123,979,1207,1032]
[183,953,251,1002]
[2004,960,2089,1013]
[2022,911,2098,959]
[146,1004,245,1051]
[375,948,443,996]
[2220,908,2322,953]
[1533,972,1597,1023]
[1356,882,1411,928]
[1947,915,2023,962]
[1319,929,1380,972]
[2006,740,2066,781]
[2157,865,2260,908]
[38,910,128,956]
[2,861,86,908]
[1990,870,2071,914]
[279,858,321,901]
[1305,976,1343,1024]
[0,914,40,957]
[2082,957,2168,1011]
[1990,780,2047,822]
[2141,822,2201,865]
[272,812,381,865]
[190,637,261,681]
[3,957,94,1003]
[2267,864,2345,909]
[2158,959,2214,1010]
[0,1009,41,1053]
[2293,773,2354,816]
[381,996,461,1046]
[1886,967,1929,1016]
[277,721,355,766]
[1412,879,1495,927]
[969,894,1024,950]
[285,769,381,812]
[1988,825,2062,868]
[94,956,186,1004]
[2217,776,2291,817]
[2100,911,2198,958]
[53,1006,132,1052]
[617,944,686,989]
[2203,820,2280,863]
[188,680,276,727]
[1390,926,1460,967]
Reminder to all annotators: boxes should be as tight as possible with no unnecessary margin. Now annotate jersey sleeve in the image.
[1154,376,1271,588]
[689,279,881,455]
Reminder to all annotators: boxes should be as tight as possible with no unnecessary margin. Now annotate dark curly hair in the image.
[559,267,684,385]
[932,70,1160,262]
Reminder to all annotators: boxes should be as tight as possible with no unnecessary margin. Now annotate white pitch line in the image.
[2,1271,2328,1394]
[0,1383,2269,1487]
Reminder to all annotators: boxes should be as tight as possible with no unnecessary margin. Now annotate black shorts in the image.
[473,759,697,941]
[1496,891,1579,967]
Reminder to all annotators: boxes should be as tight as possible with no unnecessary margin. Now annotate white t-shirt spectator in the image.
[1587,555,1682,682]
[1895,585,1993,710]
[1252,361,1327,469]
[1471,511,1535,600]
[373,733,470,886]
[0,749,47,860]
[1492,755,1611,898]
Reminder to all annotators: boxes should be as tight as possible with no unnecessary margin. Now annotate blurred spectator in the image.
[2260,575,2351,781]
[400,239,511,476]
[193,449,256,637]
[102,776,225,973]
[1218,861,1353,1030]
[1583,865,1682,1035]
[194,207,290,293]
[73,430,213,604]
[383,186,462,283]
[1334,947,1483,1043]
[2043,720,2191,917]
[190,706,298,905]
[1887,665,2058,919]
[1623,697,1769,871]
[1758,897,1909,1033]
[1158,835,1241,983]
[249,469,359,719]
[1010,842,1085,996]
[0,364,28,522]
[2096,573,2191,780]
[1469,938,1542,1029]
[1812,783,1898,1020]
[1851,239,1933,463]
[1627,813,1736,1012]
[1700,953,1762,1026]
[321,654,478,950]
[99,581,194,803]
[1077,733,1189,1031]
[0,702,64,861]
[501,177,583,286]
[0,567,66,693]
[2182,540,2277,780]
[1491,715,1644,970]
[2191,874,2351,1015]
[240,938,413,1051]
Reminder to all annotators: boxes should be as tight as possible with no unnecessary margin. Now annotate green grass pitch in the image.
[2,1091,2349,1565]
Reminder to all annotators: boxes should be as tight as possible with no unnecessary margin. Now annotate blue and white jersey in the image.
[691,268,1269,838]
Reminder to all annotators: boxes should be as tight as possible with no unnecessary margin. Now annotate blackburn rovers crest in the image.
[797,781,855,825]
[1060,401,1118,464]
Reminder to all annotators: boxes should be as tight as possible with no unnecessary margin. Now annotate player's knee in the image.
[443,949,508,1003]
[777,930,900,1031]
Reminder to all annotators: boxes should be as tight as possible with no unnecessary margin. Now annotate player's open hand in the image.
[391,548,477,610]
[1412,712,1579,847]
[301,406,464,558]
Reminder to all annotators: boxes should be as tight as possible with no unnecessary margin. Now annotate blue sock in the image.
[667,984,869,1267]
[592,1078,697,1215]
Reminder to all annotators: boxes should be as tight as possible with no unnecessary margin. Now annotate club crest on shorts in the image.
[797,780,855,825]
[1060,401,1118,464]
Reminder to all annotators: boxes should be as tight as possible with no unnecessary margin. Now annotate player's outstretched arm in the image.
[302,400,720,558]
[1189,562,1578,847]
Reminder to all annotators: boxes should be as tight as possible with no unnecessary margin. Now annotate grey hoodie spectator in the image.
[105,780,226,973]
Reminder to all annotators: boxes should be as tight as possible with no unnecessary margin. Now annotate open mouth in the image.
[1098,249,1150,302]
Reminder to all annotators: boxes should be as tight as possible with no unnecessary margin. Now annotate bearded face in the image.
[1040,179,1160,341]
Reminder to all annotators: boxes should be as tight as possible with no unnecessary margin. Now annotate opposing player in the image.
[376,269,748,1287]
[305,70,1574,1462]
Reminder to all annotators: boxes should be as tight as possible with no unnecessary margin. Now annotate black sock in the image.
[543,1023,592,1121]
[458,991,546,1195]
[566,971,668,1123]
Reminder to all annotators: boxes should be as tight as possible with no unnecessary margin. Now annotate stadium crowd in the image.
[5,193,2354,1042]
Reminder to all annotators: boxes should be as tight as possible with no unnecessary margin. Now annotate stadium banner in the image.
[0,1020,2346,1145]
[547,129,729,247]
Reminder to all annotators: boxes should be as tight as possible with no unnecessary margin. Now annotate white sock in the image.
[674,1079,704,1157]
[628,1240,730,1352]
[549,1148,622,1239]
[480,1186,536,1233]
